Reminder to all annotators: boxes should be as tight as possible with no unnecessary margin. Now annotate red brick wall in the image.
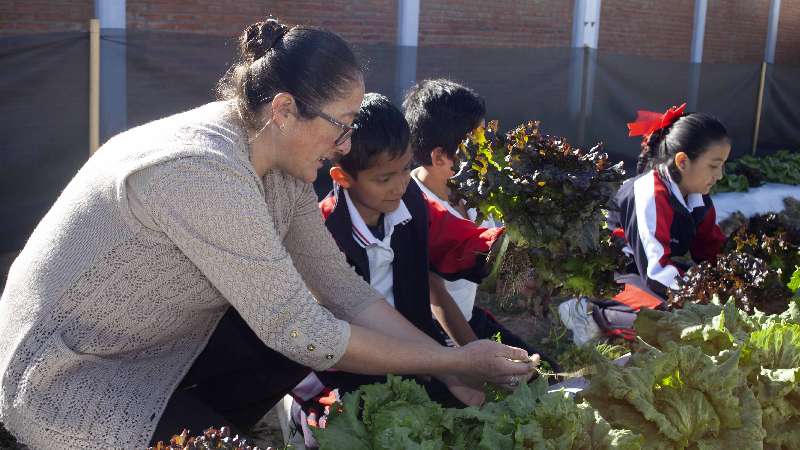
[0,0,92,34]
[2,0,800,63]
[598,0,695,61]
[776,0,800,64]
[126,0,397,45]
[417,0,572,48]
[704,0,770,64]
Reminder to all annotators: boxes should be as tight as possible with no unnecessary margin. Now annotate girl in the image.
[608,103,729,311]
[563,103,731,344]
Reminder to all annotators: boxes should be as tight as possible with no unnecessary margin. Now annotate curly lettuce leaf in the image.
[581,343,759,449]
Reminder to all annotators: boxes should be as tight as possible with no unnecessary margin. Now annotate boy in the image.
[404,79,557,367]
[284,93,525,448]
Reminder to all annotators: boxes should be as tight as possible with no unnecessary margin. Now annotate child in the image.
[283,93,529,448]
[403,79,556,364]
[572,103,729,341]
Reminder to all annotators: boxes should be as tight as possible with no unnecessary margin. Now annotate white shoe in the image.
[558,297,601,346]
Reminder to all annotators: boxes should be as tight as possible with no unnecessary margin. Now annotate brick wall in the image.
[704,0,770,64]
[0,0,92,34]
[776,0,800,64]
[417,0,572,48]
[2,0,800,64]
[126,0,397,45]
[598,0,695,61]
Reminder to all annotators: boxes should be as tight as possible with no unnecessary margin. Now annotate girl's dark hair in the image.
[337,93,410,178]
[217,17,363,130]
[402,79,486,166]
[637,112,729,182]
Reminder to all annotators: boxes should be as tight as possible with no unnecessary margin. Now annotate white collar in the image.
[342,188,412,248]
[410,171,469,221]
[661,168,705,211]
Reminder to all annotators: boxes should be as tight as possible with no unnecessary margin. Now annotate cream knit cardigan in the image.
[0,102,381,449]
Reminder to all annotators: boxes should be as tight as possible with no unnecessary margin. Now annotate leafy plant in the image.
[633,299,800,448]
[315,375,642,450]
[669,251,791,314]
[148,426,276,450]
[671,212,800,314]
[726,213,800,285]
[789,266,800,294]
[712,150,800,194]
[449,120,626,315]
[581,342,765,450]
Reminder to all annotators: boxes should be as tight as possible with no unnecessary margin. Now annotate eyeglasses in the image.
[296,99,358,147]
[261,95,357,147]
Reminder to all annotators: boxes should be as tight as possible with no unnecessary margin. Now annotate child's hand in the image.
[518,268,538,299]
[439,374,485,406]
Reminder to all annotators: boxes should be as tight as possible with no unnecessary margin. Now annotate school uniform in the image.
[587,167,726,340]
[284,181,504,448]
[607,166,725,302]
[411,173,559,369]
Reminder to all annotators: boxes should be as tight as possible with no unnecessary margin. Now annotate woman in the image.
[0,18,533,449]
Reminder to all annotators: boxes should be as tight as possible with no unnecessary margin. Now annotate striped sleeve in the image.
[633,171,682,292]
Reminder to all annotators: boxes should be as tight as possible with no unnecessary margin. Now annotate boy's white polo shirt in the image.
[411,172,498,321]
[342,189,411,308]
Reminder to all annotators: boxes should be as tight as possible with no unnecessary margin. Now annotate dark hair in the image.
[637,112,729,181]
[217,17,363,130]
[336,93,410,178]
[402,79,486,166]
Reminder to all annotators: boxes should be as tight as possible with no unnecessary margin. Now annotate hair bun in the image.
[240,18,290,62]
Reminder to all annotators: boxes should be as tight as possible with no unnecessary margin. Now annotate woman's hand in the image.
[453,339,537,386]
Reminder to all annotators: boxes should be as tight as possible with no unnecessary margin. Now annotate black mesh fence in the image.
[1,30,799,254]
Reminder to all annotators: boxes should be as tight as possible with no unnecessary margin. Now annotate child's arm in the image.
[426,196,505,283]
[429,273,479,346]
[690,201,725,263]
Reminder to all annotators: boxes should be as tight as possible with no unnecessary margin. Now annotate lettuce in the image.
[742,323,800,448]
[581,343,763,449]
[318,375,641,450]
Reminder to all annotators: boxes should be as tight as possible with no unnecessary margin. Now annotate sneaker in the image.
[558,297,601,346]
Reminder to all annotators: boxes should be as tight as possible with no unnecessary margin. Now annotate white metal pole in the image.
[394,0,420,103]
[397,0,420,47]
[765,0,781,63]
[690,0,708,63]
[90,19,100,154]
[95,0,127,144]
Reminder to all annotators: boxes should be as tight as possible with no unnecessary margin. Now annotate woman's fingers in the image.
[458,340,540,383]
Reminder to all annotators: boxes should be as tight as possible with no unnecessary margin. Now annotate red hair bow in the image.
[627,102,687,141]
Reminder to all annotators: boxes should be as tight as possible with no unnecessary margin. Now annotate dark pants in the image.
[149,307,311,445]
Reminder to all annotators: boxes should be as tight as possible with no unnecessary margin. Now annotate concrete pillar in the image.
[95,0,127,143]
[394,0,420,104]
[765,0,781,63]
[688,0,708,110]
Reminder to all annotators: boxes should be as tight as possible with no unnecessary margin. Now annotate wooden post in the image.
[90,19,100,154]
[752,61,767,156]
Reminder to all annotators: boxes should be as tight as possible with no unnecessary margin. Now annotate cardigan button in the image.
[290,330,299,338]
[325,354,335,360]
[307,344,315,352]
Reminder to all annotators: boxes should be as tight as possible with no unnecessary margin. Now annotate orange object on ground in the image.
[611,283,663,311]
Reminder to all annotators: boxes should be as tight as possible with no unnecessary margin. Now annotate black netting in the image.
[1,31,798,255]
[1,32,90,252]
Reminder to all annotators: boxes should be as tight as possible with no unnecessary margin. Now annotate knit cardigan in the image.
[0,102,382,449]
